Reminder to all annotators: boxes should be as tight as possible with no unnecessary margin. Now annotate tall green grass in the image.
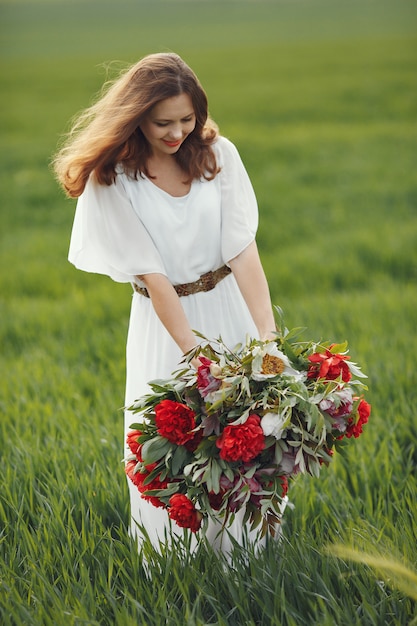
[1,1,416,624]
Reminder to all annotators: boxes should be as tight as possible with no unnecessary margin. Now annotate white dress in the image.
[68,136,266,552]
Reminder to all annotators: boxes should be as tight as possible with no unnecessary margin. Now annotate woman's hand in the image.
[190,356,204,370]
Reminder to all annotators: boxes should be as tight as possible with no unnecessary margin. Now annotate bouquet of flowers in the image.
[125,313,371,537]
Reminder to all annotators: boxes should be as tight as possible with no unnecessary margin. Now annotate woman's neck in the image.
[146,155,191,197]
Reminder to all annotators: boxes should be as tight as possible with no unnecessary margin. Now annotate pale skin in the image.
[137,94,276,367]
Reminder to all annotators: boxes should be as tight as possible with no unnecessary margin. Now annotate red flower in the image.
[216,414,265,463]
[125,460,168,508]
[280,475,289,498]
[183,428,203,452]
[125,460,142,488]
[168,494,202,532]
[154,399,197,445]
[308,347,351,382]
[126,429,143,459]
[208,491,224,511]
[345,398,371,438]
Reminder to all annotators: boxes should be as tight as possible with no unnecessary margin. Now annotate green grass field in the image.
[1,1,416,624]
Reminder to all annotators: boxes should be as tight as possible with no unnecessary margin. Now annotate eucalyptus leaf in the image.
[128,422,145,430]
[171,445,189,475]
[141,436,172,464]
[308,459,321,478]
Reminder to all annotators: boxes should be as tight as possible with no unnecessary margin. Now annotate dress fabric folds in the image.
[69,137,266,552]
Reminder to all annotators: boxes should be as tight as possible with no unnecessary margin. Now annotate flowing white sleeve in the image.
[68,174,166,283]
[215,137,259,263]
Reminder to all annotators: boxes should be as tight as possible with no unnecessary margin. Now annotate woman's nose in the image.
[168,125,183,139]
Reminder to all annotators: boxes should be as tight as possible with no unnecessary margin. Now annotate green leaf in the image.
[308,458,321,478]
[192,466,207,483]
[274,442,283,464]
[143,463,165,485]
[329,341,348,354]
[128,422,144,430]
[141,436,172,464]
[249,508,262,532]
[171,445,189,475]
[243,464,257,479]
[203,459,222,494]
[284,326,307,341]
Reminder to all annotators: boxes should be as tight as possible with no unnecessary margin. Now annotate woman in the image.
[54,52,278,552]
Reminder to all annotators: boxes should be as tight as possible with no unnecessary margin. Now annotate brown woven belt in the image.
[133,265,231,298]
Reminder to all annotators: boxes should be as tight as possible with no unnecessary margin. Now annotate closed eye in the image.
[154,116,194,127]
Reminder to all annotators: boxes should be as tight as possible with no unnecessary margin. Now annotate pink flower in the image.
[319,388,353,432]
[197,357,222,399]
[215,474,263,512]
[320,388,353,418]
[245,476,264,508]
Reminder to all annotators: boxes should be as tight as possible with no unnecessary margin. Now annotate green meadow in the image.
[1,0,416,623]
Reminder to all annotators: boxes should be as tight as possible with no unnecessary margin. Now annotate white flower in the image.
[209,363,223,378]
[261,412,288,440]
[251,343,304,382]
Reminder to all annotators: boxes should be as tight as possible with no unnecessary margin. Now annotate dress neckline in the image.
[144,175,192,199]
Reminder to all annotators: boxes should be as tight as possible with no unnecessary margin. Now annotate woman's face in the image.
[140,93,196,157]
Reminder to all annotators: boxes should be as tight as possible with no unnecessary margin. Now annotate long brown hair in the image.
[53,53,219,198]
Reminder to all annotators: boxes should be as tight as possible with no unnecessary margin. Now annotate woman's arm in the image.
[139,241,275,368]
[138,273,201,366]
[228,240,276,340]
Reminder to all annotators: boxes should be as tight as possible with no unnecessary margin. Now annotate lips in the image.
[163,139,182,148]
